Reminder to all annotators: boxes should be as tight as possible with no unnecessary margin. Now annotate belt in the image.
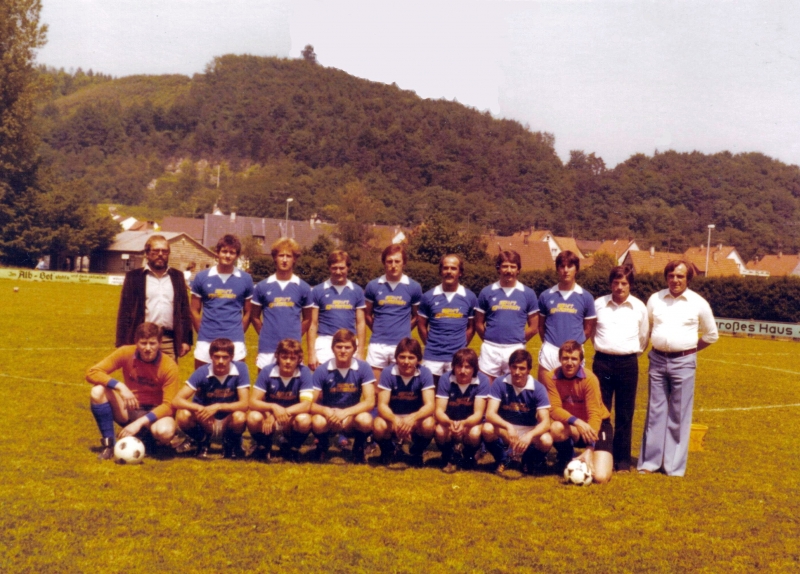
[594,351,637,360]
[652,348,697,359]
[161,329,175,338]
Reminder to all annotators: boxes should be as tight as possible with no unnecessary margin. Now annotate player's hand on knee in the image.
[119,386,139,412]
[120,419,145,438]
[575,420,597,443]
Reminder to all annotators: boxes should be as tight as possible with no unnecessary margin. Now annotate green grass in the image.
[1,280,799,573]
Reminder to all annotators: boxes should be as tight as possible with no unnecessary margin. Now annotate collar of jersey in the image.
[206,362,240,379]
[554,366,586,380]
[391,364,421,377]
[664,288,691,301]
[491,281,524,292]
[266,274,300,285]
[377,274,410,285]
[605,294,633,308]
[328,359,359,371]
[547,284,584,295]
[505,374,536,391]
[209,266,242,278]
[269,365,301,378]
[323,279,354,290]
[433,284,466,297]
[449,373,479,386]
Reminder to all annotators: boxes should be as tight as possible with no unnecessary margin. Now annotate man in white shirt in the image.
[592,265,649,472]
[638,260,718,477]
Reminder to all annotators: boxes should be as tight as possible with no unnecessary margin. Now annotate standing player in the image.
[537,250,597,383]
[542,341,614,484]
[474,250,539,382]
[434,348,489,473]
[374,338,436,467]
[417,254,478,384]
[310,329,376,463]
[639,260,718,477]
[482,349,552,475]
[307,250,366,370]
[251,238,313,371]
[247,339,314,462]
[592,265,649,472]
[190,234,254,369]
[364,244,423,381]
[172,338,250,459]
[116,235,193,361]
[87,322,179,459]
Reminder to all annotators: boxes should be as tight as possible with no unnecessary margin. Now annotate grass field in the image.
[1,279,799,573]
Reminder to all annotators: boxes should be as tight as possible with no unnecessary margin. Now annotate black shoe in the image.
[408,454,424,468]
[352,446,366,465]
[196,445,212,460]
[224,444,246,459]
[442,461,458,474]
[280,446,300,463]
[248,446,271,461]
[314,448,327,463]
[461,456,477,471]
[378,444,395,466]
[494,462,508,476]
[98,438,114,461]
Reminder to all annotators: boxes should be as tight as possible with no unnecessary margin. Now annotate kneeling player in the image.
[482,349,552,475]
[247,339,314,461]
[542,340,613,484]
[310,329,376,463]
[374,338,436,467]
[434,348,489,472]
[172,338,250,459]
[87,322,179,459]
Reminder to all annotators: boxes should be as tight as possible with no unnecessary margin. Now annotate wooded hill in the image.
[36,56,800,260]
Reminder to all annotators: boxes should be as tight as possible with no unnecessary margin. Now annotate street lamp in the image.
[284,198,294,238]
[705,224,715,276]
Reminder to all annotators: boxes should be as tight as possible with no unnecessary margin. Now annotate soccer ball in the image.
[563,459,593,486]
[114,437,146,465]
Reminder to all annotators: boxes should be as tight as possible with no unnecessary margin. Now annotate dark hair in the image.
[271,238,301,259]
[144,235,169,254]
[327,250,352,268]
[209,338,235,357]
[332,328,357,349]
[134,322,162,342]
[394,338,423,361]
[495,250,522,271]
[216,234,242,256]
[275,339,303,361]
[451,348,479,374]
[664,260,694,281]
[381,244,407,264]
[558,340,584,361]
[439,253,464,276]
[609,264,635,286]
[508,349,533,369]
[555,250,581,273]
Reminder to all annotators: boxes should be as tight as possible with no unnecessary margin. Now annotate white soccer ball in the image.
[114,437,146,465]
[563,459,593,486]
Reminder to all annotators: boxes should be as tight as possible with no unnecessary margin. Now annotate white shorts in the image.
[314,335,334,365]
[422,359,451,377]
[367,342,397,369]
[210,416,231,441]
[256,353,276,370]
[478,340,524,378]
[194,340,247,363]
[538,341,585,373]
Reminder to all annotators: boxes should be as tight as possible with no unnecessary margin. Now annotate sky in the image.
[38,0,800,168]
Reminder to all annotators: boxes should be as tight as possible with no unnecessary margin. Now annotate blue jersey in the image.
[418,285,478,362]
[538,284,597,346]
[252,275,313,354]
[191,267,254,343]
[312,358,376,409]
[186,361,250,419]
[489,374,550,427]
[254,363,314,408]
[364,275,423,345]
[311,280,366,336]
[378,364,435,416]
[436,370,491,421]
[476,282,538,345]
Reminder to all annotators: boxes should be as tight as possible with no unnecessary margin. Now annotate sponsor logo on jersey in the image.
[209,288,237,300]
[552,302,578,314]
[268,296,295,308]
[379,295,407,306]
[434,308,464,319]
[491,300,521,312]
[325,299,354,311]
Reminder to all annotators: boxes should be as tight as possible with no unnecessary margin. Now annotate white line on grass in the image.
[696,403,800,413]
[0,373,83,387]
[0,347,107,351]
[703,358,800,376]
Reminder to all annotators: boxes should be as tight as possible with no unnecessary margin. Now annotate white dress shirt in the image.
[144,266,175,329]
[647,288,719,353]
[593,294,649,355]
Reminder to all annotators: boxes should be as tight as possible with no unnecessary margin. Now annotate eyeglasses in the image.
[149,249,170,254]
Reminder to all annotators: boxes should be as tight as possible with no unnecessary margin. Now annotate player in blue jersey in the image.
[251,238,313,371]
[482,349,552,475]
[307,250,367,370]
[434,348,489,473]
[172,338,250,459]
[537,250,597,383]
[310,329,376,463]
[364,244,423,381]
[374,338,436,467]
[247,339,314,462]
[190,234,254,369]
[474,250,539,382]
[417,254,478,384]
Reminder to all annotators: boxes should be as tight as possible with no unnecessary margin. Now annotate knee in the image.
[247,410,264,428]
[293,413,312,432]
[311,414,328,434]
[151,418,176,444]
[537,432,553,451]
[550,421,568,441]
[354,412,373,433]
[90,385,108,403]
[466,426,482,445]
[434,424,447,442]
[482,422,496,441]
[420,416,435,436]
[373,417,388,437]
[176,409,195,428]
[594,469,612,485]
[230,411,247,427]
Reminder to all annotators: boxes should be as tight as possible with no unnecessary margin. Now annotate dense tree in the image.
[407,214,490,266]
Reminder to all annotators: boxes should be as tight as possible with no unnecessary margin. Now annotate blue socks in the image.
[91,402,116,444]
